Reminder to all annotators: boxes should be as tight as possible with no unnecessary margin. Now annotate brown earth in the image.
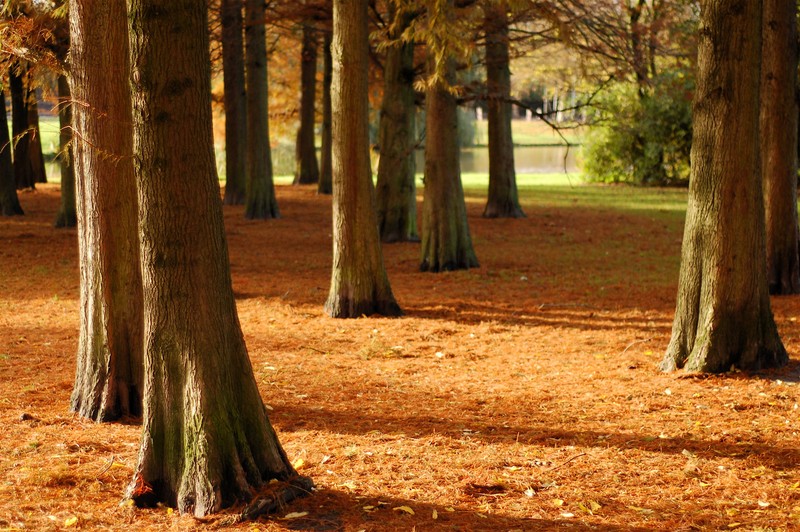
[1,183,799,531]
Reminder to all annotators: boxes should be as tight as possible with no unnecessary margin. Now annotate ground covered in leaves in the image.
[2,183,800,531]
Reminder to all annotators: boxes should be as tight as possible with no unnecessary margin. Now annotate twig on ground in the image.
[621,338,653,356]
[545,453,587,472]
[95,456,115,478]
[240,475,315,521]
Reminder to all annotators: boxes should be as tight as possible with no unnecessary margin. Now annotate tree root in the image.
[240,475,314,521]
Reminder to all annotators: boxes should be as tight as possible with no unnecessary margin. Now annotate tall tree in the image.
[324,0,402,318]
[483,0,524,218]
[10,65,35,190]
[760,0,799,294]
[660,0,787,373]
[27,89,47,184]
[69,0,144,421]
[245,0,280,218]
[0,86,23,216]
[293,23,320,185]
[375,1,419,242]
[419,0,479,272]
[318,29,333,195]
[125,0,305,514]
[222,0,247,206]
[54,74,76,228]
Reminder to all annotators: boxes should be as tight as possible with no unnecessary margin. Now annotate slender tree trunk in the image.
[660,0,787,373]
[375,2,419,242]
[318,30,333,195]
[483,0,524,219]
[10,66,35,190]
[293,24,319,185]
[0,88,23,216]
[125,0,305,515]
[324,0,402,318]
[222,0,247,205]
[244,0,280,219]
[27,93,47,184]
[54,75,76,228]
[761,0,800,294]
[69,0,144,421]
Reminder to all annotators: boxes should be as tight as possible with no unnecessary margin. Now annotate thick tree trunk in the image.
[222,0,247,206]
[54,75,76,228]
[761,0,800,295]
[28,95,47,184]
[10,66,35,190]
[244,0,279,219]
[69,0,144,421]
[0,88,23,216]
[293,24,320,185]
[318,30,333,195]
[125,0,303,515]
[660,0,787,373]
[483,0,523,219]
[324,0,402,318]
[375,2,419,242]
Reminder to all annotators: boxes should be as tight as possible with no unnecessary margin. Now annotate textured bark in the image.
[0,88,23,216]
[661,0,787,373]
[375,2,419,242]
[324,0,402,319]
[483,0,524,219]
[318,31,333,195]
[28,96,47,184]
[761,0,800,295]
[69,0,144,421]
[222,0,247,206]
[10,67,35,190]
[54,75,77,228]
[244,0,280,219]
[293,24,320,185]
[126,0,302,515]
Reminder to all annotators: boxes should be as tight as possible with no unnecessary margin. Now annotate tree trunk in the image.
[69,0,144,421]
[318,30,333,195]
[324,0,402,318]
[244,0,280,219]
[54,75,76,228]
[375,2,419,242]
[761,0,800,294]
[483,0,524,219]
[660,0,787,373]
[125,0,304,515]
[293,24,319,185]
[27,93,47,184]
[0,87,23,216]
[222,0,247,206]
[10,66,35,190]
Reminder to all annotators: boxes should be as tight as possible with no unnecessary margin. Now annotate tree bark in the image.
[660,0,787,373]
[222,0,247,206]
[10,65,35,190]
[27,93,47,184]
[54,74,77,228]
[324,0,402,318]
[69,0,144,421]
[375,1,419,242]
[318,30,333,195]
[0,87,23,216]
[293,24,320,185]
[125,0,303,515]
[761,0,800,295]
[483,0,524,219]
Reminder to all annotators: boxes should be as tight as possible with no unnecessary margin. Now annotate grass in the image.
[472,119,584,146]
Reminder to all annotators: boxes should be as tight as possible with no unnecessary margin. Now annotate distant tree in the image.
[660,0,787,373]
[9,64,35,190]
[69,0,143,421]
[761,0,799,294]
[293,23,320,185]
[324,0,402,318]
[222,0,247,206]
[27,89,46,184]
[375,1,419,243]
[125,0,305,514]
[318,29,333,195]
[54,74,76,228]
[0,86,23,215]
[245,0,280,219]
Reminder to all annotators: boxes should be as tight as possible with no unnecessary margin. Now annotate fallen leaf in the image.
[728,523,741,529]
[393,506,415,515]
[589,500,601,512]
[445,507,455,512]
[281,512,309,520]
[551,499,564,507]
[758,501,770,508]
[292,458,305,470]
[338,481,357,490]
[432,509,438,520]
[64,517,78,527]
[362,505,376,512]
[561,512,575,518]
[524,489,535,498]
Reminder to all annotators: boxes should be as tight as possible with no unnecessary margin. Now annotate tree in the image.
[0,86,23,216]
[483,0,523,218]
[324,0,402,318]
[54,74,76,228]
[27,89,47,184]
[293,23,320,185]
[318,29,333,195]
[760,0,799,294]
[10,64,35,190]
[660,0,787,373]
[375,1,419,242]
[69,0,143,421]
[222,0,247,206]
[244,0,280,219]
[125,0,305,514]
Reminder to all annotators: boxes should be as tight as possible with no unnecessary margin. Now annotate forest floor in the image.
[2,182,800,531]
